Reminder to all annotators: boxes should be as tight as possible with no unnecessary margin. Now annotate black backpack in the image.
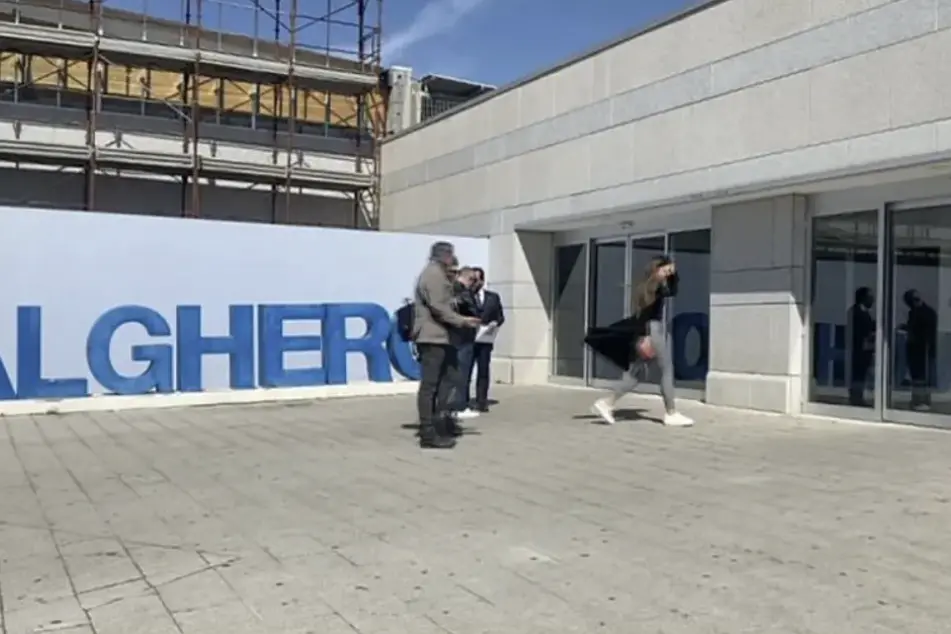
[395,301,415,342]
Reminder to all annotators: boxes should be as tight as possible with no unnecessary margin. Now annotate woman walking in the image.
[588,255,694,427]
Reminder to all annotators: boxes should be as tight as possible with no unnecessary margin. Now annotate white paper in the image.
[476,323,498,342]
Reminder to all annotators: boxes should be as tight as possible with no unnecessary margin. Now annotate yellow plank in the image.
[149,69,182,102]
[258,85,286,117]
[187,76,218,108]
[328,94,357,126]
[64,59,90,90]
[259,85,313,119]
[257,85,277,116]
[328,92,385,128]
[0,52,19,82]
[366,90,386,131]
[301,90,328,123]
[221,79,254,114]
[105,63,131,95]
[1,48,385,136]
[30,56,62,88]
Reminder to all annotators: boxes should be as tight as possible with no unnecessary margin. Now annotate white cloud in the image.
[382,0,491,62]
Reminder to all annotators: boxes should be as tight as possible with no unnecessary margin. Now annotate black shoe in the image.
[420,435,457,449]
[475,403,489,413]
[440,413,462,437]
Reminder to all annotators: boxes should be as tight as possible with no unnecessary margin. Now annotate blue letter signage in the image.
[0,302,419,400]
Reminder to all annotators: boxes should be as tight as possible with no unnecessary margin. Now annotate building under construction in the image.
[0,0,383,228]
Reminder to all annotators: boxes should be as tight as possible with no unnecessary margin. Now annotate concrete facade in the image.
[708,195,808,412]
[379,0,951,419]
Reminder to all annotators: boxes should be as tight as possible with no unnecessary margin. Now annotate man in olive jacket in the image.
[413,242,480,448]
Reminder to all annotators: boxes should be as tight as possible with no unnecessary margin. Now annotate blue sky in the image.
[383,0,697,86]
[108,0,696,88]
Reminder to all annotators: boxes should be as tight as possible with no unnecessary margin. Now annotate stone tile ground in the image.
[2,386,951,633]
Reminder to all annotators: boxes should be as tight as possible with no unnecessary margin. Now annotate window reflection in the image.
[809,211,879,408]
[629,236,666,385]
[669,230,711,390]
[887,205,951,416]
[590,241,627,380]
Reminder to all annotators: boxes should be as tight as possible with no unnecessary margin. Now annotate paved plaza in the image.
[2,386,951,633]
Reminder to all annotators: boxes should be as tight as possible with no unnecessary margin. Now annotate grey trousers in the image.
[609,320,676,412]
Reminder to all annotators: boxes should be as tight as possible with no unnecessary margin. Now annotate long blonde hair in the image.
[632,257,666,317]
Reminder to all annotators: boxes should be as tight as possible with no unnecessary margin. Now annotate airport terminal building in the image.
[380,0,951,428]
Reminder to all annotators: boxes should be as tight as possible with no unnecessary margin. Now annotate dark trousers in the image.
[907,347,933,406]
[473,342,493,408]
[416,343,458,438]
[848,351,873,406]
[454,341,475,411]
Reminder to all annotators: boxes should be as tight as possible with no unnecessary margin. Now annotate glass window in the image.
[886,205,951,416]
[590,241,627,380]
[628,236,666,385]
[552,244,587,379]
[669,230,711,389]
[809,211,879,408]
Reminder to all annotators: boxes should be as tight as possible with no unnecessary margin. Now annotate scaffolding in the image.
[0,0,384,226]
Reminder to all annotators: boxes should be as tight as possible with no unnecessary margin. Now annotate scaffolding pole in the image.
[354,0,382,229]
[284,0,297,224]
[184,0,202,217]
[0,0,382,225]
[84,0,103,211]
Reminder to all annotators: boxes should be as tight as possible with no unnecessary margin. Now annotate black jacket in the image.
[906,303,937,354]
[585,313,651,371]
[585,273,679,371]
[848,304,875,357]
[476,289,505,328]
[451,285,481,345]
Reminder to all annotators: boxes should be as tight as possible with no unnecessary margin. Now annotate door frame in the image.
[881,198,951,429]
[804,184,951,429]
[549,242,589,387]
[586,230,709,403]
[801,203,885,422]
[588,236,635,390]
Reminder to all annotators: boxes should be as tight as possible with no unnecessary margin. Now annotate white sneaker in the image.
[457,408,481,420]
[591,398,616,425]
[663,412,694,427]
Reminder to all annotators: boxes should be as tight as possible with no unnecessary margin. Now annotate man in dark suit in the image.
[469,267,504,412]
[847,286,875,407]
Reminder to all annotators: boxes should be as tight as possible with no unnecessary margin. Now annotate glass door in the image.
[668,230,711,399]
[806,211,881,419]
[589,239,628,382]
[628,235,667,387]
[551,243,588,382]
[883,202,951,428]
[584,230,712,399]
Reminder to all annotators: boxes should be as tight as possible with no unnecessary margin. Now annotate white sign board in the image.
[0,207,488,408]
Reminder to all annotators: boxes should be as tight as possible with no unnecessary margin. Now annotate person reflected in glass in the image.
[590,255,694,427]
[901,289,937,411]
[847,286,875,407]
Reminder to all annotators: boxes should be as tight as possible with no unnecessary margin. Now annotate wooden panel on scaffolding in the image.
[2,49,383,133]
[149,69,183,102]
[30,56,63,87]
[0,52,20,82]
[221,78,254,114]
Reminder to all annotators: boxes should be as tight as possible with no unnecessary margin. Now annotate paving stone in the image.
[2,386,951,633]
